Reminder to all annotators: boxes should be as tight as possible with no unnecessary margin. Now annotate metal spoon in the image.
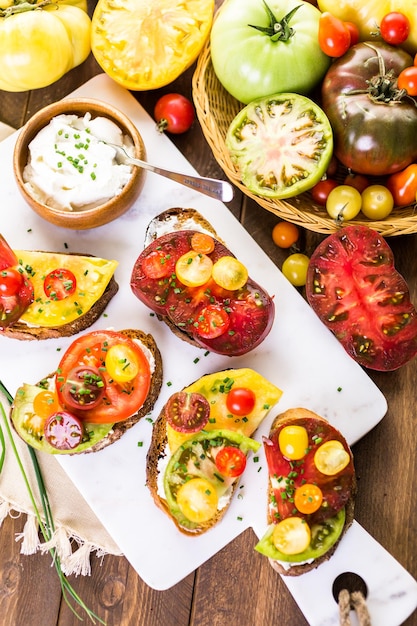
[101,141,234,203]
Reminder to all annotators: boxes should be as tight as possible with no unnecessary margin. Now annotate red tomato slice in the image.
[215,446,247,478]
[56,330,151,424]
[165,391,210,433]
[0,234,18,271]
[43,268,77,301]
[306,225,417,371]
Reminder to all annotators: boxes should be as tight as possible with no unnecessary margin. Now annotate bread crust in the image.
[266,408,356,576]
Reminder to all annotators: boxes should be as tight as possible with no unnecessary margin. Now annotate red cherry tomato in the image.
[215,446,247,477]
[311,178,339,206]
[154,93,195,134]
[165,391,210,433]
[344,21,359,47]
[44,411,84,451]
[398,66,417,96]
[194,304,230,339]
[226,387,256,416]
[0,267,24,296]
[344,172,370,193]
[380,12,410,45]
[141,249,176,279]
[318,12,351,58]
[43,268,77,300]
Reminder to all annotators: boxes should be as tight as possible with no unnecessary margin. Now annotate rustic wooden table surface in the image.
[0,1,417,625]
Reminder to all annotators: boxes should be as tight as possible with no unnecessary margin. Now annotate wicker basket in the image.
[192,36,417,237]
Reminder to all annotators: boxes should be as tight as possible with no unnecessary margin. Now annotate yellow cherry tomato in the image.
[361,184,394,220]
[281,254,309,287]
[278,425,309,460]
[294,483,323,514]
[175,250,213,287]
[176,477,219,523]
[105,343,140,383]
[211,256,248,290]
[326,185,362,222]
[314,440,350,476]
[272,517,311,555]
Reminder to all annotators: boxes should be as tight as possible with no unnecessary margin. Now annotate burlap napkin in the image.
[0,120,122,574]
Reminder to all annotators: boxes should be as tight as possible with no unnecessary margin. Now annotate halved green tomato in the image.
[226,93,333,199]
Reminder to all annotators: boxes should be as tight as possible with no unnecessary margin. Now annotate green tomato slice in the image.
[255,508,346,563]
[226,93,333,199]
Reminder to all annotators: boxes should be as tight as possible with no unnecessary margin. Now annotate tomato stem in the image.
[248,1,302,43]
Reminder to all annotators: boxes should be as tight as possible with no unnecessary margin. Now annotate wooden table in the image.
[1,2,417,625]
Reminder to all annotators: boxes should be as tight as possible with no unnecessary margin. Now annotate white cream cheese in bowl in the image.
[22,112,134,212]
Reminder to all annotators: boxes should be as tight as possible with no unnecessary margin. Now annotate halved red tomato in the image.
[215,446,247,477]
[306,225,417,371]
[43,268,77,301]
[56,330,151,423]
[0,234,18,270]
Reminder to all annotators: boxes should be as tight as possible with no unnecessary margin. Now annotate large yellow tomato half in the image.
[317,0,417,54]
[0,1,91,92]
[91,0,214,90]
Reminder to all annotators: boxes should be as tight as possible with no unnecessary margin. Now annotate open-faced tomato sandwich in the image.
[10,328,162,454]
[0,233,118,340]
[255,408,356,575]
[146,368,282,535]
[130,208,275,357]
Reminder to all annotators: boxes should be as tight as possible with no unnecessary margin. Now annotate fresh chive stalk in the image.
[0,381,105,624]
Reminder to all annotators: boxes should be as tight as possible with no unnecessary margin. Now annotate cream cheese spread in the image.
[23,113,134,211]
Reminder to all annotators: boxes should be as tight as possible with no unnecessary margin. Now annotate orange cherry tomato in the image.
[386,164,417,207]
[318,12,351,58]
[344,21,359,47]
[294,483,323,514]
[398,66,417,96]
[272,222,300,248]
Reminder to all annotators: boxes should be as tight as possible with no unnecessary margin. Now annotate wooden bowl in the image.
[13,98,146,230]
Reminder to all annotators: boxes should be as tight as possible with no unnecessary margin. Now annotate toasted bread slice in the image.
[10,329,163,454]
[146,368,282,535]
[260,408,356,576]
[1,250,118,340]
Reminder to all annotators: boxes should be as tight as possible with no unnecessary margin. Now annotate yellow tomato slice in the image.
[314,440,350,476]
[272,517,311,555]
[91,0,214,90]
[175,250,213,287]
[176,477,218,523]
[211,256,248,290]
[105,343,140,383]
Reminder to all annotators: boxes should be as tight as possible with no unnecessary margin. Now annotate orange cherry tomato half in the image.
[387,164,417,207]
[271,222,300,248]
[294,483,323,514]
[215,446,247,477]
[191,232,215,255]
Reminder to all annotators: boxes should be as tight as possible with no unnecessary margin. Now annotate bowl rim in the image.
[13,97,146,227]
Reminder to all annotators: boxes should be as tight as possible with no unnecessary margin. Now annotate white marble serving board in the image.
[1,74,416,625]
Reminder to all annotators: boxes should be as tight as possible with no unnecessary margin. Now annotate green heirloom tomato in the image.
[210,0,331,104]
[226,93,333,199]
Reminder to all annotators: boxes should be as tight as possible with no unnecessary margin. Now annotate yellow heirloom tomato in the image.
[91,0,214,90]
[0,0,91,92]
[317,0,417,54]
